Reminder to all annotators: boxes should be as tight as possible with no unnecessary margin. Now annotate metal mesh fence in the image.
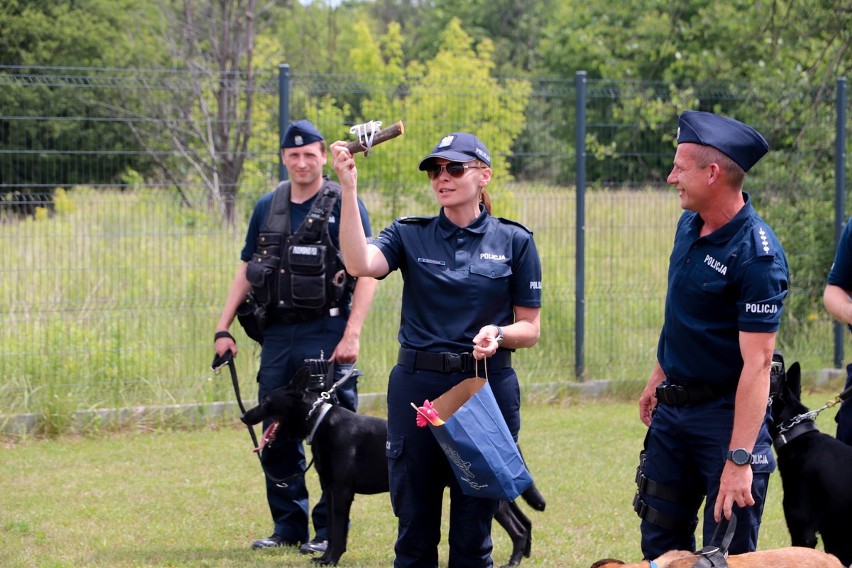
[0,66,848,424]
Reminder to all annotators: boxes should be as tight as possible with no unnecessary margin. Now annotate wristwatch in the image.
[492,325,504,345]
[727,448,752,466]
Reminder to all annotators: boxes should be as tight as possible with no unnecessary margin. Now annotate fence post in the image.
[278,63,291,181]
[575,71,587,381]
[833,77,848,368]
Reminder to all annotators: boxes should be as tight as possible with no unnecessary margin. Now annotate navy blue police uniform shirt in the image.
[827,216,852,291]
[240,188,372,305]
[657,193,788,386]
[372,206,542,353]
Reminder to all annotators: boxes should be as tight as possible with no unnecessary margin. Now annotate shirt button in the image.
[685,258,691,264]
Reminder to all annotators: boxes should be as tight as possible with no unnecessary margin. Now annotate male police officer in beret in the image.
[635,111,788,558]
[213,120,377,553]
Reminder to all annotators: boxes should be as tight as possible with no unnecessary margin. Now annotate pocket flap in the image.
[386,432,404,459]
[289,244,325,273]
[470,262,512,279]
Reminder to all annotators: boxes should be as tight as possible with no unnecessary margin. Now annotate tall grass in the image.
[1,185,844,434]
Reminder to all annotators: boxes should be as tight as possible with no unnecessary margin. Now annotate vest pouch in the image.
[246,251,280,306]
[236,292,265,345]
[288,243,327,310]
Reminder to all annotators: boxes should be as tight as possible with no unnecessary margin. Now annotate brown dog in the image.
[590,546,845,568]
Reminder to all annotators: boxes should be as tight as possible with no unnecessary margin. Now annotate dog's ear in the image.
[292,363,314,393]
[589,560,625,568]
[787,361,802,399]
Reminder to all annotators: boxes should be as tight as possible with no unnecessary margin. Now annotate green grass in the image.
[0,389,843,567]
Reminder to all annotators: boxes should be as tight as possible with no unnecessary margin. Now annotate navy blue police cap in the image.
[418,132,492,169]
[677,110,769,172]
[280,119,324,149]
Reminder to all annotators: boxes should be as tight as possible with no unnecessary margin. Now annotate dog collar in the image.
[773,418,818,451]
[306,402,333,445]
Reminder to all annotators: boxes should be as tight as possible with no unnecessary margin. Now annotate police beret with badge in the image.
[280,119,324,149]
[676,110,769,172]
[419,132,492,169]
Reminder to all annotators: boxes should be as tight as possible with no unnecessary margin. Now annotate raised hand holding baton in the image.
[346,120,404,156]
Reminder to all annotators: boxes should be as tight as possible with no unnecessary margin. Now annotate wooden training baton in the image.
[345,121,404,154]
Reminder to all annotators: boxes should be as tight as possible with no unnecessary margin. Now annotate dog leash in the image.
[212,350,307,488]
[212,350,260,450]
[776,383,852,435]
[644,514,737,568]
[694,513,737,567]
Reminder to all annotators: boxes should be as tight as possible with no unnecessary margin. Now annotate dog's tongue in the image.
[254,420,280,453]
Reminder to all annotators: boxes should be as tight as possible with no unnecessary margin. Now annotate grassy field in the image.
[1,388,844,568]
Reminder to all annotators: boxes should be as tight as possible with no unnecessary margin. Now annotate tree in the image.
[124,0,263,226]
[0,0,165,193]
[534,0,850,184]
[393,19,531,208]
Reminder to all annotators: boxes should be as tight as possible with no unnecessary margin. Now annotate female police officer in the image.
[330,132,542,567]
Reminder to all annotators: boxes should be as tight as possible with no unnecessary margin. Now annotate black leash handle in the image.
[211,350,259,448]
[212,350,310,488]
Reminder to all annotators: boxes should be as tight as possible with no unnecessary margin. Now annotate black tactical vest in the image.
[244,178,354,321]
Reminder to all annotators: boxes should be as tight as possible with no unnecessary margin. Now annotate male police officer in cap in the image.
[634,111,788,558]
[214,119,377,553]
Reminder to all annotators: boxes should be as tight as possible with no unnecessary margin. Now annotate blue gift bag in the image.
[428,377,533,500]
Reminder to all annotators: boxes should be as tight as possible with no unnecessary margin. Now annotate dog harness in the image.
[305,365,359,445]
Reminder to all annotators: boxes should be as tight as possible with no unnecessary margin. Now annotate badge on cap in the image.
[438,135,455,149]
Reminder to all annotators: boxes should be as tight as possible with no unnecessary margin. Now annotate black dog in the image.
[769,359,852,566]
[242,367,544,566]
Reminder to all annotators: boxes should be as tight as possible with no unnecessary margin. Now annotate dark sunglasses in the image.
[425,162,487,180]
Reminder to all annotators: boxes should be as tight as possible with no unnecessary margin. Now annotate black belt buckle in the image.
[635,451,646,486]
[632,493,647,516]
[443,352,464,372]
[656,384,688,405]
